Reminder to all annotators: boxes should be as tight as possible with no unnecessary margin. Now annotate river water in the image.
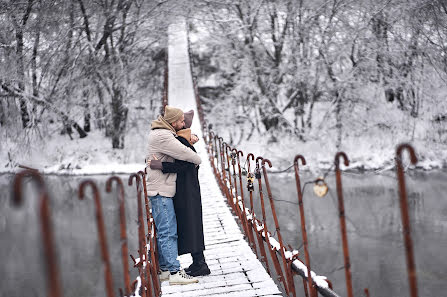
[0,174,141,297]
[242,169,447,297]
[1,170,446,297]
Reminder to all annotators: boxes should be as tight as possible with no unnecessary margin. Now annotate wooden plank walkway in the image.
[160,136,282,297]
[161,19,282,297]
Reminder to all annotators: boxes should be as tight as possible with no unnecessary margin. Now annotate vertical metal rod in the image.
[230,148,240,208]
[224,143,237,214]
[79,180,116,297]
[128,174,149,297]
[254,156,272,275]
[217,136,226,183]
[294,155,316,297]
[256,157,289,294]
[13,170,63,297]
[234,149,255,250]
[105,176,131,296]
[246,153,259,256]
[262,159,296,297]
[138,171,161,297]
[334,152,353,297]
[217,136,231,203]
[231,148,249,236]
[396,143,419,297]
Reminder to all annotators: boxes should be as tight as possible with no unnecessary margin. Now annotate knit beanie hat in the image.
[184,110,194,129]
[163,106,183,123]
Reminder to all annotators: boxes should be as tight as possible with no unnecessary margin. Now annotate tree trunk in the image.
[31,27,40,122]
[16,28,30,128]
[335,90,342,150]
[83,89,91,132]
[111,87,128,149]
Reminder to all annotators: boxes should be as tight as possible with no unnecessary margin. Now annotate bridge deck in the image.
[161,20,282,297]
[161,151,282,296]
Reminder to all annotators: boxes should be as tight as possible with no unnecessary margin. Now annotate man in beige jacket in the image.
[146,106,201,285]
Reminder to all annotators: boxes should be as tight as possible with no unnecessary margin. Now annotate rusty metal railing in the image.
[187,22,421,297]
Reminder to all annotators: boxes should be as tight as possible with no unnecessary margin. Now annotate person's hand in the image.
[148,154,163,170]
[191,134,199,144]
[147,154,158,167]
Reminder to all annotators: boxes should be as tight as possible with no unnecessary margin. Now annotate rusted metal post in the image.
[294,155,316,297]
[246,153,259,256]
[234,149,254,249]
[138,171,161,297]
[334,152,353,297]
[230,147,245,229]
[224,142,237,213]
[262,159,296,297]
[13,170,63,297]
[256,157,289,294]
[209,131,215,164]
[395,143,419,297]
[79,180,115,297]
[217,136,231,203]
[230,148,240,208]
[217,136,226,182]
[105,176,131,296]
[128,174,149,297]
[254,156,272,275]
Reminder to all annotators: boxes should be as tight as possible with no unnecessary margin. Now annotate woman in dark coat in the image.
[149,110,210,277]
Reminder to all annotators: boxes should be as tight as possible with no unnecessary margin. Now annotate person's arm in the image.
[149,159,193,174]
[157,133,202,165]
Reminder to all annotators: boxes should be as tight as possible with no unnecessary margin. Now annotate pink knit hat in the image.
[184,110,194,128]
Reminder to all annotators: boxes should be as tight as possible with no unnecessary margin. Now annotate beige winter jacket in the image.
[146,116,202,197]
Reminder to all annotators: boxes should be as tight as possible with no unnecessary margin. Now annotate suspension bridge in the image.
[4,19,425,297]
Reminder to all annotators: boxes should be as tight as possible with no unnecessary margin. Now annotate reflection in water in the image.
[0,174,140,297]
[1,170,446,297]
[242,170,447,297]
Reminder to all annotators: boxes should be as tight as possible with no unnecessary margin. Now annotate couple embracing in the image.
[145,106,210,285]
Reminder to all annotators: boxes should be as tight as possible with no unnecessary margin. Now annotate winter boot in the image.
[187,262,211,277]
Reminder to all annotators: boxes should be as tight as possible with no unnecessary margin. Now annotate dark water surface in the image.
[240,169,447,297]
[1,170,446,297]
[0,174,140,297]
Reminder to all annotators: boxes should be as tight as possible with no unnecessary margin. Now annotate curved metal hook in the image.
[396,143,418,165]
[335,152,350,169]
[247,153,255,170]
[261,158,272,168]
[255,156,264,167]
[79,179,116,297]
[137,171,147,193]
[237,150,244,157]
[105,176,125,197]
[223,142,231,153]
[13,170,62,297]
[13,170,46,206]
[79,179,100,201]
[128,173,141,187]
[105,176,130,295]
[294,155,307,167]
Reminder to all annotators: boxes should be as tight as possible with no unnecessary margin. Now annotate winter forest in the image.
[1,0,447,171]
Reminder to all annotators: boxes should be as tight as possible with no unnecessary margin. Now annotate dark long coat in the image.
[161,136,205,255]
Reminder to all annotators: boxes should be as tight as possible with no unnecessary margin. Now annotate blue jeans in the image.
[149,194,180,272]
